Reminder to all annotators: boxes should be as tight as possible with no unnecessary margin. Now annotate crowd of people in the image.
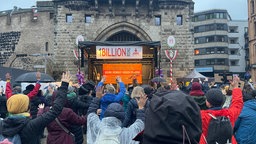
[0,71,255,144]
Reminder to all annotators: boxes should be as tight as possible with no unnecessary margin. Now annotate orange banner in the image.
[103,64,142,84]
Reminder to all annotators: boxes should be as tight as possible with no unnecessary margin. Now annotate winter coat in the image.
[51,91,89,144]
[143,90,202,144]
[78,94,93,115]
[30,95,48,119]
[200,88,243,144]
[121,94,131,112]
[5,81,41,99]
[38,107,86,144]
[234,99,256,144]
[122,98,149,127]
[97,81,126,119]
[0,95,7,118]
[0,81,68,144]
[87,97,145,144]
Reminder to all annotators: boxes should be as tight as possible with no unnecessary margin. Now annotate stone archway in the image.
[95,22,152,41]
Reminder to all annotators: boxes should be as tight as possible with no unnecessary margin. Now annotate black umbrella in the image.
[151,77,166,83]
[15,72,55,83]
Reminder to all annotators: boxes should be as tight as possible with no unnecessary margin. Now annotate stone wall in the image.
[0,9,54,72]
[0,0,195,82]
[53,0,195,81]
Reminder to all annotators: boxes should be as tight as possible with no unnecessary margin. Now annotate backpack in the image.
[0,134,21,144]
[206,113,233,144]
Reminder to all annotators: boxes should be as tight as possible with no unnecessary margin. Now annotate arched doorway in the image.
[84,22,158,84]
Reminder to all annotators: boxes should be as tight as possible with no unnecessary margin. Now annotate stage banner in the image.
[96,46,143,59]
[103,64,142,84]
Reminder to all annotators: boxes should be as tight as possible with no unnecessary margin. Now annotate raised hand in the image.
[5,73,11,80]
[230,75,240,88]
[101,75,106,83]
[136,92,148,109]
[116,76,121,83]
[96,86,105,99]
[36,71,41,81]
[61,71,72,83]
[38,103,45,109]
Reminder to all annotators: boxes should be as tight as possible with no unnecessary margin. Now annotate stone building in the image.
[248,0,256,82]
[0,0,195,83]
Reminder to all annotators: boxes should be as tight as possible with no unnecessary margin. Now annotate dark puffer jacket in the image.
[0,81,68,144]
[122,98,149,127]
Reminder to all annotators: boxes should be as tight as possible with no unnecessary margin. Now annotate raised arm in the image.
[27,71,71,132]
[27,72,41,99]
[5,73,12,99]
[228,76,243,124]
[114,76,126,102]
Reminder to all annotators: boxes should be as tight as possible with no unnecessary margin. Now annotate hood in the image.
[0,116,29,137]
[244,99,256,111]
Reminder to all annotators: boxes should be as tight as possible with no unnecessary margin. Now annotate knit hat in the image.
[189,82,204,96]
[104,103,125,123]
[7,94,29,114]
[105,84,116,94]
[205,88,225,107]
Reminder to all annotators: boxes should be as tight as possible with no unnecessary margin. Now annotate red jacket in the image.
[5,81,41,99]
[200,88,243,144]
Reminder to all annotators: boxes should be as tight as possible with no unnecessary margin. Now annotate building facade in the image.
[0,0,195,83]
[228,20,248,74]
[248,0,256,82]
[193,9,247,81]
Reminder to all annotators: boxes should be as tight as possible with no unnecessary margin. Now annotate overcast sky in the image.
[0,0,248,20]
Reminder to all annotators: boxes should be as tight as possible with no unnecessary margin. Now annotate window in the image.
[85,15,91,23]
[230,60,238,66]
[195,60,200,66]
[254,22,256,36]
[194,49,200,55]
[216,59,225,65]
[66,14,72,23]
[217,47,225,54]
[155,16,161,26]
[50,13,54,19]
[176,15,183,25]
[206,59,215,65]
[206,36,214,42]
[45,42,48,52]
[230,50,236,55]
[198,15,205,21]
[245,27,248,33]
[206,48,215,54]
[216,36,226,42]
[251,0,255,14]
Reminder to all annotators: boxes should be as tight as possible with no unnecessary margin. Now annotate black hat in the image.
[104,103,125,123]
[78,81,95,95]
[205,88,225,107]
[26,84,34,91]
[144,86,155,99]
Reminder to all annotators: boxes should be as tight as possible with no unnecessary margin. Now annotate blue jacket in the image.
[97,82,126,119]
[234,99,256,144]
